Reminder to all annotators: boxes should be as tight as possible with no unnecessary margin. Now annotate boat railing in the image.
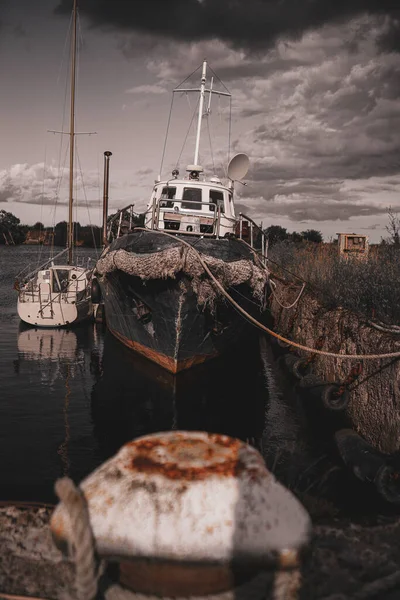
[151,198,221,237]
[75,256,94,270]
[237,213,268,265]
[16,248,69,283]
[20,271,90,311]
[107,204,140,241]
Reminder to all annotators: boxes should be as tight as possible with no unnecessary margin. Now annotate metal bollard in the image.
[51,431,310,599]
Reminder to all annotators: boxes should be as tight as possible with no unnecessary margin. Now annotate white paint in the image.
[18,265,93,327]
[51,431,310,564]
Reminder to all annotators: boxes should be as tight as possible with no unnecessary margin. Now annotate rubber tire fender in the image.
[321,383,350,411]
[374,464,400,504]
[281,353,308,380]
[91,277,102,304]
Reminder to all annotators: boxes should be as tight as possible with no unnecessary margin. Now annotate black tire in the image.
[91,278,102,304]
[375,464,400,504]
[276,337,291,349]
[292,358,309,379]
[281,354,308,379]
[322,383,350,411]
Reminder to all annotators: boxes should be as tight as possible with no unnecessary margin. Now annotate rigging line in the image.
[159,93,174,178]
[176,96,200,168]
[228,96,232,166]
[37,142,48,267]
[185,91,192,111]
[76,145,99,257]
[51,141,70,231]
[49,35,71,242]
[56,12,73,87]
[206,117,215,174]
[208,65,231,95]
[175,63,203,89]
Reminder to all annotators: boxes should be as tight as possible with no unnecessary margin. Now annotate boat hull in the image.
[17,296,92,327]
[17,264,93,328]
[97,232,268,373]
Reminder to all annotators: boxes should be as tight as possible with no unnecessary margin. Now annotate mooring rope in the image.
[134,229,400,361]
[55,478,98,600]
[54,477,300,600]
[269,281,306,310]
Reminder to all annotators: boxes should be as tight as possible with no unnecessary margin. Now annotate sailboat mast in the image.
[67,0,77,265]
[193,60,207,166]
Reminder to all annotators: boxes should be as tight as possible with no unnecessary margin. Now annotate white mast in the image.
[67,0,77,265]
[193,60,207,167]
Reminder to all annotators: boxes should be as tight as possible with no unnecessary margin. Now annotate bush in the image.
[269,242,400,326]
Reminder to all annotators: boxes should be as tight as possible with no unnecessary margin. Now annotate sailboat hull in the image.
[17,296,92,328]
[17,264,93,328]
[97,232,268,373]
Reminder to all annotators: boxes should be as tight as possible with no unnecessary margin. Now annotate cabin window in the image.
[209,189,225,213]
[182,187,202,210]
[159,186,176,208]
[53,269,69,293]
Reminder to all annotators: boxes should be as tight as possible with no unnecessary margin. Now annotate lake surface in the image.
[1,245,385,516]
[0,245,280,503]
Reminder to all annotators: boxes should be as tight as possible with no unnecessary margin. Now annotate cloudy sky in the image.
[1,0,400,241]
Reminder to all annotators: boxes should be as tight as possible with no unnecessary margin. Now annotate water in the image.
[0,245,269,503]
[0,245,391,515]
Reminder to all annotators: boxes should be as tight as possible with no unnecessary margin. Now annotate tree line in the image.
[262,225,323,246]
[0,210,102,247]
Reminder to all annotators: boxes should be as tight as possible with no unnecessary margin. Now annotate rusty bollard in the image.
[51,431,310,599]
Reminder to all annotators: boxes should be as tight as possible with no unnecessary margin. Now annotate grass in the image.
[268,241,400,326]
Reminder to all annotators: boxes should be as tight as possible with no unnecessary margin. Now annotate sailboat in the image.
[16,0,93,328]
[95,61,270,373]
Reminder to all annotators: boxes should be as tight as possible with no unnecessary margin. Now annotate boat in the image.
[15,0,93,328]
[95,61,270,373]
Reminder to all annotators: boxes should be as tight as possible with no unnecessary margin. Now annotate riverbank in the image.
[1,505,400,599]
[268,278,400,456]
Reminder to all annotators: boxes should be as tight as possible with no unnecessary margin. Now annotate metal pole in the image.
[117,211,123,238]
[194,60,207,166]
[67,0,77,265]
[102,151,112,246]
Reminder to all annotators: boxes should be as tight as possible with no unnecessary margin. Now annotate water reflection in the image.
[4,324,104,500]
[91,332,267,460]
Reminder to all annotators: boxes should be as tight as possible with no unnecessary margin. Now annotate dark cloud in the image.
[236,197,388,222]
[214,58,307,81]
[55,0,400,52]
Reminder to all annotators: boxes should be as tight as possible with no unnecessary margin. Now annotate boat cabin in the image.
[145,166,236,238]
[33,266,90,298]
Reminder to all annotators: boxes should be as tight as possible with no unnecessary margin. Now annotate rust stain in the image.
[50,513,65,538]
[125,433,265,481]
[108,326,219,373]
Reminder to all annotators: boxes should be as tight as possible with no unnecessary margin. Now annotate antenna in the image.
[227,153,250,181]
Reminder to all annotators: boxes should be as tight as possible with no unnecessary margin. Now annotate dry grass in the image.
[269,242,400,326]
